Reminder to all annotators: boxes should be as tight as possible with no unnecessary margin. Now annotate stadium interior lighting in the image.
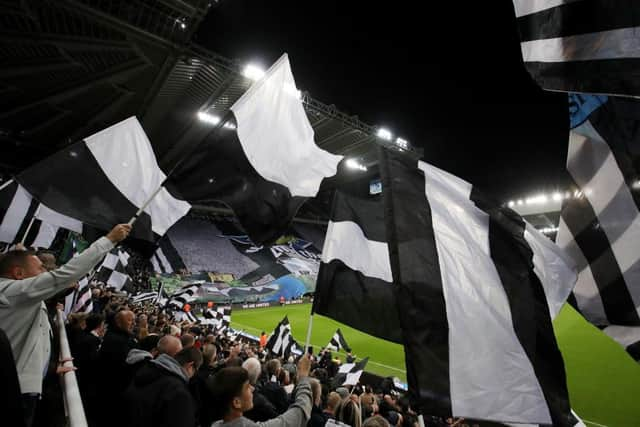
[540,226,559,234]
[345,158,367,171]
[396,137,408,149]
[508,201,515,207]
[377,128,393,141]
[223,122,236,130]
[517,199,524,205]
[552,192,562,201]
[634,180,640,190]
[197,111,221,125]
[242,64,265,81]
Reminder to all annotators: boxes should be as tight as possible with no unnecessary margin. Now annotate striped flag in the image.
[557,94,640,361]
[265,316,299,358]
[0,181,83,248]
[94,248,133,291]
[313,192,402,344]
[15,117,191,243]
[202,305,232,331]
[164,53,342,245]
[131,291,158,305]
[373,149,577,425]
[166,282,203,310]
[326,329,352,353]
[173,310,198,323]
[513,0,640,97]
[72,277,93,313]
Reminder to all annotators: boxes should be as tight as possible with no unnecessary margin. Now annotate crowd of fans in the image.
[0,224,474,427]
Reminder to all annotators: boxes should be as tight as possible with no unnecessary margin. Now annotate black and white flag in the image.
[15,117,191,242]
[512,0,640,97]
[378,149,578,425]
[167,282,203,311]
[557,94,640,361]
[326,329,352,353]
[338,357,369,386]
[265,316,298,358]
[0,181,83,248]
[313,192,402,344]
[94,248,133,291]
[164,54,342,245]
[131,291,158,305]
[202,305,232,331]
[72,277,93,313]
[173,310,198,324]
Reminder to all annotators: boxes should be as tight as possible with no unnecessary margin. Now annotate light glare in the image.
[377,128,392,141]
[197,111,221,125]
[242,64,265,81]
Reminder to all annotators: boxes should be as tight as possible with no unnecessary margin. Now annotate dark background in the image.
[195,0,571,202]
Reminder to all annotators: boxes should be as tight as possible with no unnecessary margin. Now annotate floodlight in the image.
[243,64,265,81]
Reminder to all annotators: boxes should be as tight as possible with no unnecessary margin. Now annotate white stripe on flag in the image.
[108,270,129,290]
[524,224,577,319]
[0,185,32,243]
[155,247,173,273]
[419,161,552,424]
[601,325,640,348]
[321,221,393,283]
[31,223,59,249]
[102,253,119,270]
[520,26,640,63]
[84,116,191,235]
[35,204,82,233]
[512,0,581,18]
[150,255,161,273]
[230,54,342,197]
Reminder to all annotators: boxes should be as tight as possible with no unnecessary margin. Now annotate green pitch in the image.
[232,303,640,426]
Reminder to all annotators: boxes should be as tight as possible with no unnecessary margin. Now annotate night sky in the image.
[195,1,571,202]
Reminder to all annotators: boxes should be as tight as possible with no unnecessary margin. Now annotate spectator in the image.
[0,327,26,427]
[259,331,267,349]
[324,392,341,420]
[74,313,104,426]
[336,398,362,427]
[364,416,390,427]
[157,335,183,358]
[181,333,195,349]
[124,346,202,427]
[97,309,137,427]
[126,334,161,378]
[209,355,313,427]
[243,357,278,422]
[308,378,326,427]
[261,358,289,414]
[192,343,222,427]
[0,224,130,427]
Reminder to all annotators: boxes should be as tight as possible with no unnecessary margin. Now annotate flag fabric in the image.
[166,282,203,310]
[313,191,402,344]
[94,248,133,291]
[173,310,198,323]
[557,94,640,361]
[0,181,82,248]
[164,54,342,245]
[265,315,298,358]
[326,329,352,353]
[512,0,640,97]
[15,117,191,242]
[131,291,158,305]
[338,357,369,386]
[150,237,185,274]
[202,306,232,331]
[72,277,93,313]
[379,149,578,425]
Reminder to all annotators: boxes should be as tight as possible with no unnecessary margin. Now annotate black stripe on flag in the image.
[379,149,451,416]
[313,191,402,344]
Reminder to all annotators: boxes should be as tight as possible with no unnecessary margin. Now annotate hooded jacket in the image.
[123,353,197,427]
[211,377,312,427]
[0,236,114,394]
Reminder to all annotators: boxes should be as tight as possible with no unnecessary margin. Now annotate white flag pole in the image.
[303,312,314,356]
[0,178,14,192]
[127,185,165,226]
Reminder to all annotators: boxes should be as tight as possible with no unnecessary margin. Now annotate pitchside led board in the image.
[369,179,382,195]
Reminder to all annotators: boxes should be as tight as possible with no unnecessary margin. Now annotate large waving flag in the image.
[15,117,191,242]
[326,329,352,353]
[379,149,578,425]
[512,0,640,97]
[165,54,343,245]
[557,94,640,361]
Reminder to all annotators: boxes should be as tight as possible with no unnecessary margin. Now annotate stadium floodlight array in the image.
[345,158,367,172]
[376,127,393,141]
[242,63,266,81]
[507,190,585,208]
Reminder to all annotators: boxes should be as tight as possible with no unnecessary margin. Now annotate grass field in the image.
[232,303,640,427]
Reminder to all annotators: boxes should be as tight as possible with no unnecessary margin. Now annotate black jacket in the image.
[124,354,196,427]
[97,326,137,415]
[258,380,289,414]
[74,331,101,396]
[244,389,279,422]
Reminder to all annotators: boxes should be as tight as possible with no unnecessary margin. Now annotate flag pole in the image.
[0,178,14,192]
[20,204,41,245]
[126,110,234,226]
[303,311,314,356]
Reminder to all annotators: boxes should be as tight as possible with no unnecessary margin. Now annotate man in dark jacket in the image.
[242,357,278,422]
[74,313,104,427]
[124,347,202,427]
[97,309,136,427]
[260,359,289,414]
